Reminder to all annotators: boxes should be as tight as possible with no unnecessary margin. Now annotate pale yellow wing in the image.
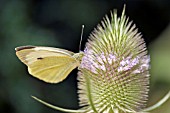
[15,46,80,83]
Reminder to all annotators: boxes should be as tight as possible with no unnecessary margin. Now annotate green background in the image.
[0,0,169,113]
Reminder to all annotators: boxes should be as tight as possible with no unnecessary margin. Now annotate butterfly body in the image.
[15,46,84,83]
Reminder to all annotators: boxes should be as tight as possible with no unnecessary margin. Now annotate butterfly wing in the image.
[15,46,79,83]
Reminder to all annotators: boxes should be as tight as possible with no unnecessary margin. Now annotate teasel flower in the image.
[77,8,150,113]
[32,7,170,113]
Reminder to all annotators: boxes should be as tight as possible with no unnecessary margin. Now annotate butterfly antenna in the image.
[79,25,84,52]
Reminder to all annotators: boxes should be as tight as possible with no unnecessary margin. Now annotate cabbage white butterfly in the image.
[16,26,85,83]
[15,46,84,83]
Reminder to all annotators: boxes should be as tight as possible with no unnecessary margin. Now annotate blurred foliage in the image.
[0,0,169,113]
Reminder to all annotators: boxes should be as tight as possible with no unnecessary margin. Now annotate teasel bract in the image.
[32,7,170,113]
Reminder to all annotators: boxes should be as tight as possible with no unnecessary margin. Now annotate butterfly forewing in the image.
[15,46,80,83]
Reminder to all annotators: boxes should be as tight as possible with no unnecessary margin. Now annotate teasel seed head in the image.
[78,8,150,113]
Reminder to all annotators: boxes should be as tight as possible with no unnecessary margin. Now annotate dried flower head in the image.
[32,7,170,113]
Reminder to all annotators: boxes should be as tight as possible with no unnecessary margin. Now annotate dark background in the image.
[0,0,170,113]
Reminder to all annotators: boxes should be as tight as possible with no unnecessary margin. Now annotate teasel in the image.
[32,7,170,113]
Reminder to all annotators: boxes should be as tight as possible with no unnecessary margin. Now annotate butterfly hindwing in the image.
[15,46,79,83]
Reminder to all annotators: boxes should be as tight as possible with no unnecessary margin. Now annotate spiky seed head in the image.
[78,9,150,113]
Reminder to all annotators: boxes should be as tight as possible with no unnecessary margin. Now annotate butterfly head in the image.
[73,52,84,62]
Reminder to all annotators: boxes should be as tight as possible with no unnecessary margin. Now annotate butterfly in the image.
[15,46,84,83]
